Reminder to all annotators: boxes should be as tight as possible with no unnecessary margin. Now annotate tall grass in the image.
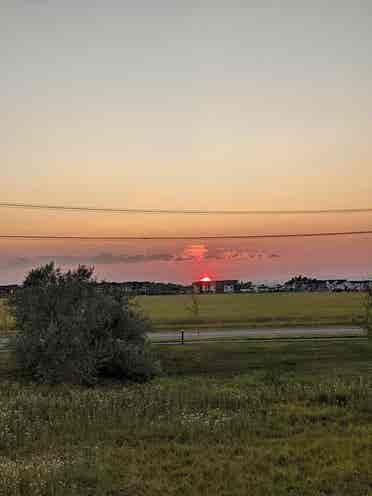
[0,299,15,333]
[1,340,372,494]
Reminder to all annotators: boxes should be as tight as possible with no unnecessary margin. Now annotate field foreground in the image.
[0,293,365,333]
[138,292,364,330]
[1,339,372,495]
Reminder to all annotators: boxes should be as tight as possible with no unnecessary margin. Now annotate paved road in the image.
[149,326,365,344]
[0,326,365,351]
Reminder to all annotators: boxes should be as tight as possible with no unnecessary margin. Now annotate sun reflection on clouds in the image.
[0,235,371,285]
[181,244,208,262]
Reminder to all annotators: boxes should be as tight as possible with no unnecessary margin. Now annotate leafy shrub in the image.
[10,262,160,385]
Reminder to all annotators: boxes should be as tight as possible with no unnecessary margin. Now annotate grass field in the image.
[137,292,365,330]
[0,299,15,334]
[1,339,372,495]
[0,292,365,333]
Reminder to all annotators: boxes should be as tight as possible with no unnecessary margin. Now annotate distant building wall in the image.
[192,280,238,294]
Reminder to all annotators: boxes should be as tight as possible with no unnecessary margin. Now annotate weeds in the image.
[0,300,15,333]
[0,368,372,494]
[1,339,372,494]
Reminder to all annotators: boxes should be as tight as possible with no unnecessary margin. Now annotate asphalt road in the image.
[148,326,365,344]
[0,326,365,351]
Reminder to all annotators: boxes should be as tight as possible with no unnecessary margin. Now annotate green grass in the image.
[1,293,365,332]
[0,299,15,334]
[137,292,364,330]
[1,339,372,495]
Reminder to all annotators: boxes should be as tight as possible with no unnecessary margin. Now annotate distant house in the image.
[326,279,348,292]
[283,276,327,292]
[254,284,271,293]
[325,279,372,292]
[192,277,239,294]
[345,280,372,292]
[283,276,372,293]
[240,287,255,293]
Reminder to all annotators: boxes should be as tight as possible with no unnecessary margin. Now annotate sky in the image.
[1,1,372,284]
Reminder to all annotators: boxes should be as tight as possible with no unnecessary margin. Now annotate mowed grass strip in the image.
[158,338,372,377]
[137,292,364,330]
[1,340,372,495]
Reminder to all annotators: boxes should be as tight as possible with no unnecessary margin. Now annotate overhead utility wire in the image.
[1,230,372,240]
[1,202,372,216]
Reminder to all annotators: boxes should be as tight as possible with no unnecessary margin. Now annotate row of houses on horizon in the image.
[192,276,372,294]
[1,276,371,298]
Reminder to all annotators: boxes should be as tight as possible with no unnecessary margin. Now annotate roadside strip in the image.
[152,336,367,345]
[1,327,366,352]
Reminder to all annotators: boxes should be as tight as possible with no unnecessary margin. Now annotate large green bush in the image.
[11,263,160,385]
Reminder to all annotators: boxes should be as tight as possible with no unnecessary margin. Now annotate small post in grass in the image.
[181,330,184,345]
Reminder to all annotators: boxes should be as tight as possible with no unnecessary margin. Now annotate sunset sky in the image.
[1,1,372,284]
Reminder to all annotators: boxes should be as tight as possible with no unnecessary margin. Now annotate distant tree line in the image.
[97,281,191,295]
[1,281,191,298]
[1,275,371,299]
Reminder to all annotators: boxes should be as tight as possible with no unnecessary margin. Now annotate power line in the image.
[1,230,372,240]
[1,202,372,216]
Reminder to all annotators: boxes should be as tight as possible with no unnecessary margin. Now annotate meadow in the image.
[0,299,15,333]
[137,292,364,330]
[1,339,372,495]
[0,293,365,334]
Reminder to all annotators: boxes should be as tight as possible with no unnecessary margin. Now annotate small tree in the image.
[186,293,200,334]
[11,263,160,385]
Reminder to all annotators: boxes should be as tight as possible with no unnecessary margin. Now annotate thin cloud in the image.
[206,247,281,261]
[5,246,280,269]
[6,252,174,268]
